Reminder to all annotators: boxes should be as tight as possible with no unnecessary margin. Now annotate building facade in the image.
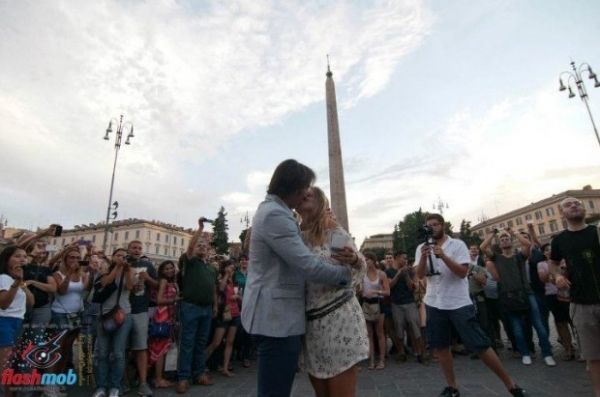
[360,233,394,251]
[51,218,199,263]
[472,185,600,244]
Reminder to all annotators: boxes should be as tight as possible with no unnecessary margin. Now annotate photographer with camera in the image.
[415,214,526,397]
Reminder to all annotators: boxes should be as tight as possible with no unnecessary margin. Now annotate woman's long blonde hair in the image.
[302,186,333,248]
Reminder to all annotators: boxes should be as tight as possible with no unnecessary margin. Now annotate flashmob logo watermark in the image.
[1,329,79,387]
[1,368,77,386]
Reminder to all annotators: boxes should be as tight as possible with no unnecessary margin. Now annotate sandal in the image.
[368,362,375,370]
[376,361,385,370]
[221,369,234,377]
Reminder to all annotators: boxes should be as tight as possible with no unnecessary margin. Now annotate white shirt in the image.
[0,274,27,319]
[415,236,472,310]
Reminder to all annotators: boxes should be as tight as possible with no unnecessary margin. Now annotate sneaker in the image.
[91,389,107,397]
[521,355,532,365]
[439,386,460,397]
[544,356,557,367]
[138,382,153,396]
[108,389,120,397]
[510,385,528,396]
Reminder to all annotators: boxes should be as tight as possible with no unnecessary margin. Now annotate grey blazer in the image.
[241,194,351,337]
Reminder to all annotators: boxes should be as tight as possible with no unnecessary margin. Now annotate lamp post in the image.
[102,115,134,252]
[433,197,449,216]
[559,60,600,148]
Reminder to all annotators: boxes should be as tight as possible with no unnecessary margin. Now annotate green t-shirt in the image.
[551,225,600,304]
[179,255,217,306]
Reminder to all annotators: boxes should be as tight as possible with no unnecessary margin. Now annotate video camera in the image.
[418,224,440,276]
[417,224,435,245]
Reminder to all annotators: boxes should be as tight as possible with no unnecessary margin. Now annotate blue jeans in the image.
[254,334,302,397]
[177,301,213,381]
[508,293,553,357]
[94,314,133,390]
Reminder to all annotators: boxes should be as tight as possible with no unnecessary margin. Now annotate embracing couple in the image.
[241,159,368,397]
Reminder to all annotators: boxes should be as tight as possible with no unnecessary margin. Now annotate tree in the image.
[212,206,229,255]
[458,219,482,247]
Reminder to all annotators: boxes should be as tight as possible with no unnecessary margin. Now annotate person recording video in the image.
[414,214,527,397]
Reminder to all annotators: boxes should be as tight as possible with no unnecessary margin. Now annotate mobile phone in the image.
[54,225,63,237]
[331,233,347,251]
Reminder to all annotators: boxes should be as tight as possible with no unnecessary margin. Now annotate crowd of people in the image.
[0,158,598,397]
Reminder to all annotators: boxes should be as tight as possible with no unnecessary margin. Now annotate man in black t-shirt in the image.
[551,197,600,396]
[386,251,424,363]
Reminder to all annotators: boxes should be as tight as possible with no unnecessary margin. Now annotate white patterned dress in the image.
[303,227,369,379]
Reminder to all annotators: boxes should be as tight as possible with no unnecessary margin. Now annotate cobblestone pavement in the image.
[67,346,591,397]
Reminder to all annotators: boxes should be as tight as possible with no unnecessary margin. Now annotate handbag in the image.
[101,271,126,333]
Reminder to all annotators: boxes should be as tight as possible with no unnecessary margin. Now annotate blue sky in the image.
[1,0,599,245]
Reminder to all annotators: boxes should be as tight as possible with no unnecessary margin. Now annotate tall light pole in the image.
[433,196,449,216]
[559,60,600,148]
[102,115,134,252]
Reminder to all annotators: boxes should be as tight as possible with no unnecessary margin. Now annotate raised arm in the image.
[480,231,496,258]
[186,217,206,258]
[508,227,531,258]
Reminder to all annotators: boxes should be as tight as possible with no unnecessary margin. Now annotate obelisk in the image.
[325,60,349,232]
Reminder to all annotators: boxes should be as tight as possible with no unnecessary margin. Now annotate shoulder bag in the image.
[101,271,126,333]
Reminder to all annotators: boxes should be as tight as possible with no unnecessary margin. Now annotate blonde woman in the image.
[297,186,368,397]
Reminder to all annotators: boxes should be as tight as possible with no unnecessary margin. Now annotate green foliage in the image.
[239,228,249,245]
[212,206,229,255]
[459,219,482,247]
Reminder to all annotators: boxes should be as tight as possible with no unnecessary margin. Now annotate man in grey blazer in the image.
[241,159,359,397]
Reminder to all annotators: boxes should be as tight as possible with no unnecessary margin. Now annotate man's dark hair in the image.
[239,254,249,261]
[393,250,406,258]
[267,159,316,199]
[426,213,445,225]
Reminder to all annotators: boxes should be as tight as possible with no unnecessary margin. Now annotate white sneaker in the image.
[544,356,557,367]
[108,389,120,397]
[521,355,532,365]
[91,389,107,397]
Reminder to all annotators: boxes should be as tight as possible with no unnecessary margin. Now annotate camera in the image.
[125,255,137,265]
[417,224,435,245]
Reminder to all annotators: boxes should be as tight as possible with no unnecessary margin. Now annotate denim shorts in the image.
[426,304,491,353]
[0,317,23,347]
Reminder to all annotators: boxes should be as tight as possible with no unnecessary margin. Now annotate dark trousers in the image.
[254,334,302,397]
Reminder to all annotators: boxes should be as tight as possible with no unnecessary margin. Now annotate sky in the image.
[1,0,600,246]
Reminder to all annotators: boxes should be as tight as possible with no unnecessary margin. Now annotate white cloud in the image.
[347,85,600,245]
[0,0,431,233]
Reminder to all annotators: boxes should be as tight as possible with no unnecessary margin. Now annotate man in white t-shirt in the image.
[415,214,526,397]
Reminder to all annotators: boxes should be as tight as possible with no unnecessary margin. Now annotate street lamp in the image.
[558,60,600,148]
[433,197,449,216]
[102,115,134,252]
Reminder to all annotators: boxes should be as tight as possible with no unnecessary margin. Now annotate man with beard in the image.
[415,214,526,397]
[551,197,600,396]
